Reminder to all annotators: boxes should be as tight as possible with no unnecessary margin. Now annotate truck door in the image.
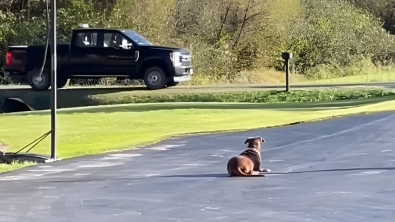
[69,31,103,76]
[98,31,137,77]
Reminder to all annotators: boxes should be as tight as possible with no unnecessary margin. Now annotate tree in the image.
[347,0,395,34]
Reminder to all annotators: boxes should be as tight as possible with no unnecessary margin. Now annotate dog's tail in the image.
[237,167,265,177]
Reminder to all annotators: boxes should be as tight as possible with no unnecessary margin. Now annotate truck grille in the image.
[182,61,191,66]
[181,53,191,66]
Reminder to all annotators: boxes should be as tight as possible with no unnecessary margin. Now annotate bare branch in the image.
[249,1,263,10]
[245,11,264,22]
[232,0,251,49]
[217,3,231,43]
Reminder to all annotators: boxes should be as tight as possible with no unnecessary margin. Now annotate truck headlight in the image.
[170,52,182,67]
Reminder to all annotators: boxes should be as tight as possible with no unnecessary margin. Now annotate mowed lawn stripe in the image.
[1,98,395,163]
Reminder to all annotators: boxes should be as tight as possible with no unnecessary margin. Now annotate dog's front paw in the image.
[259,168,271,172]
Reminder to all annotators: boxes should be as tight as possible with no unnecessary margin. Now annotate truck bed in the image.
[6,44,69,76]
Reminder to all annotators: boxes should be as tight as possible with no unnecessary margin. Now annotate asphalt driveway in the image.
[1,112,395,221]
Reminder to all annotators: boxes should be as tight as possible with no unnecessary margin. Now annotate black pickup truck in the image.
[4,28,193,90]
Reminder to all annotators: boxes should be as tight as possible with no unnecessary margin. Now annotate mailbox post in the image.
[282,52,293,92]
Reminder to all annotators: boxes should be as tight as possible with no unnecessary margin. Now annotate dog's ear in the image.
[256,136,265,143]
[244,139,249,144]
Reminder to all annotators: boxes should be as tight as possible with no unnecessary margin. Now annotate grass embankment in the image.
[90,88,395,105]
[302,70,395,85]
[188,68,395,86]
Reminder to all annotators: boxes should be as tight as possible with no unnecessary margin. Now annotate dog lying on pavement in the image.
[227,136,270,177]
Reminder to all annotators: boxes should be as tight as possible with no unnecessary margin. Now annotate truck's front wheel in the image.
[144,67,166,90]
[27,71,50,91]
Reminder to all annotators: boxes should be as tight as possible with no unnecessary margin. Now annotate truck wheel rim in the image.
[147,71,161,85]
[32,73,45,86]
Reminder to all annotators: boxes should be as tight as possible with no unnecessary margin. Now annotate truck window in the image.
[104,33,132,49]
[76,32,98,47]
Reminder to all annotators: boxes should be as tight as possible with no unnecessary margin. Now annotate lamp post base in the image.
[0,152,61,164]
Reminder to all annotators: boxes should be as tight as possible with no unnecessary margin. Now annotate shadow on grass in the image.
[59,96,395,113]
[2,96,395,116]
[0,86,148,110]
[2,84,395,112]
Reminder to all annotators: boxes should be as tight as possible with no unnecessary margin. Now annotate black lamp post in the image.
[282,52,293,92]
[50,0,57,159]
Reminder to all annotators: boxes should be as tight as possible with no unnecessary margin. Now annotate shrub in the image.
[262,0,395,79]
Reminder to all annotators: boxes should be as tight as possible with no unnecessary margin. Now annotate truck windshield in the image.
[122,30,153,46]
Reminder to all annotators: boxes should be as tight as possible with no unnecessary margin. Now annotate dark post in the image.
[50,0,57,159]
[282,53,293,92]
[285,58,289,92]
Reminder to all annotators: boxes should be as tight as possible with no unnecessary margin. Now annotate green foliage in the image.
[0,11,17,43]
[0,72,13,84]
[100,0,174,45]
[0,10,17,68]
[0,1,47,68]
[171,0,267,82]
[11,17,47,46]
[347,0,395,33]
[187,38,238,85]
[1,0,395,84]
[57,0,103,42]
[257,0,301,70]
[262,0,395,79]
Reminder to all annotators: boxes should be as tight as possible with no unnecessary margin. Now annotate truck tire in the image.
[144,67,166,90]
[27,70,50,91]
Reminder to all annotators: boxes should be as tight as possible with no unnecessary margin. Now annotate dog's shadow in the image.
[159,173,229,178]
[158,167,395,179]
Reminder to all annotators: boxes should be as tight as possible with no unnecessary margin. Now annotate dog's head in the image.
[244,136,265,151]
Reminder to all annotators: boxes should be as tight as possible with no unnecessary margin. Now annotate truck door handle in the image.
[135,51,139,61]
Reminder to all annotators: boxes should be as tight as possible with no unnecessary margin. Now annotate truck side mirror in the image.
[119,42,133,50]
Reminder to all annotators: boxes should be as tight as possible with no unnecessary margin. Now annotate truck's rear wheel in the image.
[144,67,166,90]
[27,71,50,91]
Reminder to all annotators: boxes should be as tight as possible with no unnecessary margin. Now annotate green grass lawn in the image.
[1,97,395,169]
[303,71,395,85]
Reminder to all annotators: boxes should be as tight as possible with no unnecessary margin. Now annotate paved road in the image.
[1,112,395,221]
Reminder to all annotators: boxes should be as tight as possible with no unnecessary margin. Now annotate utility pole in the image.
[50,0,57,159]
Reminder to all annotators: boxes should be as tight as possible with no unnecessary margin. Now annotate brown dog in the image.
[227,136,269,177]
